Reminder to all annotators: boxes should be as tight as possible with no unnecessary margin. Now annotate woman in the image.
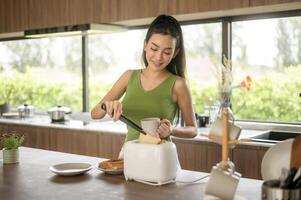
[91,15,197,141]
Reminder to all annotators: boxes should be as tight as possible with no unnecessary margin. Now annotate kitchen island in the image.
[0,147,262,200]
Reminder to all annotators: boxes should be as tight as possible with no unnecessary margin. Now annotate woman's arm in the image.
[171,77,198,138]
[91,70,133,120]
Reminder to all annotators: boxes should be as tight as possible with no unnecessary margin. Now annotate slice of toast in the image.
[99,159,123,170]
[138,133,162,144]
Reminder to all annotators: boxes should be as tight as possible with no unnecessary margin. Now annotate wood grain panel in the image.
[49,128,73,153]
[93,0,118,23]
[0,123,8,134]
[177,0,249,14]
[97,133,113,158]
[232,145,269,179]
[49,128,99,157]
[205,142,224,171]
[173,139,225,173]
[116,0,250,22]
[0,0,28,33]
[71,130,98,156]
[28,0,70,29]
[69,0,93,25]
[0,124,8,149]
[174,140,196,170]
[250,0,300,7]
[116,0,181,21]
[33,126,50,150]
[2,122,270,179]
[7,124,36,148]
[111,134,126,158]
[97,133,125,159]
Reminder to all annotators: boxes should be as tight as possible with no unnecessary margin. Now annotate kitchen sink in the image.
[251,130,301,143]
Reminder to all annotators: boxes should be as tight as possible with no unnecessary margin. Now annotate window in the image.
[182,22,222,113]
[0,36,82,112]
[1,13,300,125]
[232,16,301,123]
[88,23,222,114]
[88,30,146,110]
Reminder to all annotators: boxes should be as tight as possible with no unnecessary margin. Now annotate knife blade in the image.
[101,103,146,135]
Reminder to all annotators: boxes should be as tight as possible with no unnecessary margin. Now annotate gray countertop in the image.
[0,114,272,147]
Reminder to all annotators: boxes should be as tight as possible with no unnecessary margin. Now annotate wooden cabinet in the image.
[48,128,98,156]
[250,0,300,7]
[233,144,269,179]
[0,123,8,133]
[173,138,269,179]
[0,0,28,33]
[1,0,300,33]
[1,122,269,179]
[92,0,118,23]
[173,139,224,172]
[3,123,125,159]
[28,0,70,29]
[176,0,249,14]
[6,124,50,149]
[97,132,125,159]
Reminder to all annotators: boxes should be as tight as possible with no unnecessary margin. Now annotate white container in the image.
[262,180,301,200]
[3,148,19,164]
[124,140,178,186]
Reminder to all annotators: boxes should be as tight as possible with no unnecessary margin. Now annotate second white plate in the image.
[49,163,92,176]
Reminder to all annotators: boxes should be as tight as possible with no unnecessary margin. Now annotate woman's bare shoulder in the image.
[118,69,135,83]
[122,69,134,78]
[174,76,188,90]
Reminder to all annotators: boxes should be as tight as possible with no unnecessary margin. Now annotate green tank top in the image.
[122,70,178,142]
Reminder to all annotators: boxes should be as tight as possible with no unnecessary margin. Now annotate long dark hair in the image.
[142,15,186,79]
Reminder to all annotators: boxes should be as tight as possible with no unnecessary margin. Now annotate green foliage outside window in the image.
[1,66,300,123]
[191,65,301,123]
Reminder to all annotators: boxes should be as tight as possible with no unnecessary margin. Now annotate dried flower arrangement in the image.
[215,55,252,107]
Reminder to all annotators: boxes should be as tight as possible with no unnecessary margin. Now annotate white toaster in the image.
[123,140,179,186]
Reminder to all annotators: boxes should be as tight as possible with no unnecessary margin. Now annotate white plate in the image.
[49,163,92,176]
[96,166,123,175]
[261,139,293,181]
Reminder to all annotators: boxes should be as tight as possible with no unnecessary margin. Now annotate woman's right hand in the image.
[102,100,123,122]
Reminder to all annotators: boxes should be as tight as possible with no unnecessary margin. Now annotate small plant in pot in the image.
[1,133,24,164]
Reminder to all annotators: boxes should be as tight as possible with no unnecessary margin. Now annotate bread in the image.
[139,133,162,144]
[99,159,123,170]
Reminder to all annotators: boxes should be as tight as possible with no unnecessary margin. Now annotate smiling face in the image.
[144,33,178,72]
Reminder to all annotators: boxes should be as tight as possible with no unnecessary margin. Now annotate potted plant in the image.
[1,133,24,164]
[0,77,16,114]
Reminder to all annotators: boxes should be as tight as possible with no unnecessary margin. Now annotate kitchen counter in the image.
[0,147,263,200]
[0,116,272,179]
[0,115,272,147]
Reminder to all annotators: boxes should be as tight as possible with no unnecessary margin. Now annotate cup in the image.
[140,117,160,136]
[205,164,240,200]
[209,117,242,141]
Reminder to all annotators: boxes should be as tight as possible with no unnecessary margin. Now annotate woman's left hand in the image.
[157,119,173,138]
